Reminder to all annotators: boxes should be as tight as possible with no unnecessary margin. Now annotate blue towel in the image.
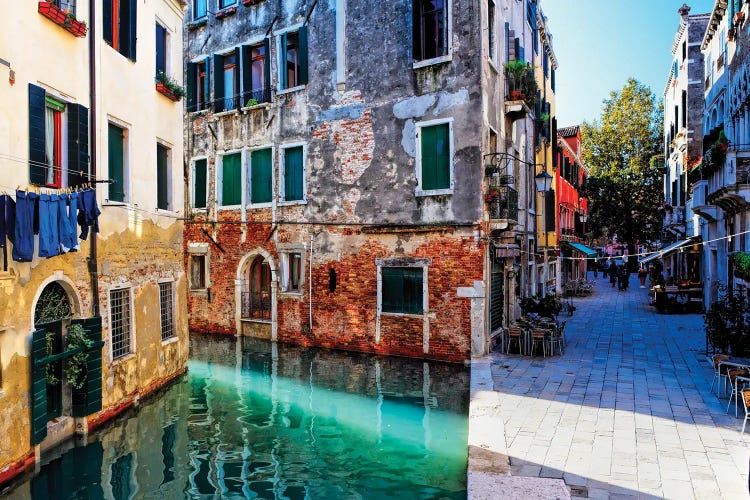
[38,193,61,258]
[78,189,101,240]
[12,190,36,262]
[0,194,15,247]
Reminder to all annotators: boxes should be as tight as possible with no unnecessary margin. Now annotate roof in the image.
[639,237,700,265]
[558,125,579,138]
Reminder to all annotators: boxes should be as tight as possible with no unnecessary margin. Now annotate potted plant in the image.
[155,71,186,102]
[504,59,538,107]
[65,324,93,390]
[245,97,259,107]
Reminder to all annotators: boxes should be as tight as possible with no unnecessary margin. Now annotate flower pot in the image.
[509,90,523,101]
[38,2,87,37]
[156,83,181,102]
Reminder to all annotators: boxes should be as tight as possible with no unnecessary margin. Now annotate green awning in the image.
[564,241,598,258]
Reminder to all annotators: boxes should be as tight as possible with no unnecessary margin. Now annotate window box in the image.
[243,0,262,5]
[215,6,237,19]
[187,17,208,30]
[156,82,181,102]
[38,2,87,38]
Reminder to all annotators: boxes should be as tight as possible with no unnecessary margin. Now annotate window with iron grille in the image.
[110,288,131,360]
[159,282,174,341]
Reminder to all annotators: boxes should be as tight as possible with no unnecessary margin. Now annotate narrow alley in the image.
[470,273,750,499]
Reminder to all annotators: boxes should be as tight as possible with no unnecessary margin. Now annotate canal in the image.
[6,334,470,499]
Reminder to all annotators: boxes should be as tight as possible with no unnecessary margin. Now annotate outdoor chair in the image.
[726,368,749,418]
[742,389,750,434]
[711,354,731,395]
[557,320,567,348]
[506,326,524,355]
[547,327,564,356]
[530,328,548,357]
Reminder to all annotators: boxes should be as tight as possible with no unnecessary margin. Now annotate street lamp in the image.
[535,169,553,295]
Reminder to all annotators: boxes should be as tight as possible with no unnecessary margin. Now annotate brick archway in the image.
[235,250,277,340]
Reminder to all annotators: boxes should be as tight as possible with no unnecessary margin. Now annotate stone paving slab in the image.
[470,272,750,499]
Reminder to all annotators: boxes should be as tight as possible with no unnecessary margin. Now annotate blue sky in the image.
[542,0,716,128]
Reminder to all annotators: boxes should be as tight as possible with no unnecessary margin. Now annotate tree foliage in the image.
[581,78,664,263]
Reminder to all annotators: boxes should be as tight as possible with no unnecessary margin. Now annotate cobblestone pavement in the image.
[487,273,750,499]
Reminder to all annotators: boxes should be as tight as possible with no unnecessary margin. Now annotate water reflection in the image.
[9,335,470,499]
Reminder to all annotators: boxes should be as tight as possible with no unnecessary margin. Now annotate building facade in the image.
[0,0,188,485]
[183,0,550,361]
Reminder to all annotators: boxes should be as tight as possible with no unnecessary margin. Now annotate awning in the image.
[639,237,699,265]
[563,241,597,258]
[493,243,520,258]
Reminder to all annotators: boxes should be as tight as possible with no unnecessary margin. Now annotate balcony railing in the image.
[662,206,685,227]
[241,291,271,321]
[486,186,518,222]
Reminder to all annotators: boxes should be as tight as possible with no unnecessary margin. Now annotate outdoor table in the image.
[651,286,703,313]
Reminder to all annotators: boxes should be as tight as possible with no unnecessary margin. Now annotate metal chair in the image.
[547,327,564,356]
[726,368,748,417]
[506,326,524,355]
[742,389,750,434]
[531,328,548,357]
[557,320,567,348]
[711,354,730,395]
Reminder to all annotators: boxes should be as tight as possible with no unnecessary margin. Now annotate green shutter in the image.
[281,33,288,89]
[186,62,196,112]
[28,84,47,185]
[545,189,556,233]
[284,146,303,201]
[204,58,211,110]
[31,328,49,445]
[251,148,272,203]
[263,38,271,101]
[298,26,308,85]
[241,45,251,105]
[108,123,124,202]
[127,0,137,60]
[421,124,450,191]
[71,316,103,417]
[193,159,207,208]
[382,268,423,314]
[213,54,224,112]
[67,104,89,188]
[221,153,242,205]
[157,143,168,210]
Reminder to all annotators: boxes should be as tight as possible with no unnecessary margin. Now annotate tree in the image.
[581,78,663,268]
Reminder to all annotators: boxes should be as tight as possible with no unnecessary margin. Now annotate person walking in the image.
[638,267,648,288]
[593,259,599,279]
[609,260,617,288]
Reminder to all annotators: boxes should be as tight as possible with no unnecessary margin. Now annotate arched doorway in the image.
[34,282,73,420]
[243,256,271,320]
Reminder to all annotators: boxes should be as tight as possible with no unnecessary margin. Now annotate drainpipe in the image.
[88,0,99,317]
[308,232,314,334]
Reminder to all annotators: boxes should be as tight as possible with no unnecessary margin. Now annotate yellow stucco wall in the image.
[0,0,187,478]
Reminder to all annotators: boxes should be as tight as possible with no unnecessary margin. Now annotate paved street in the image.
[472,273,750,499]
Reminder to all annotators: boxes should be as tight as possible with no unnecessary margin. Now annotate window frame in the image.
[376,260,430,318]
[155,20,170,79]
[43,97,66,189]
[279,143,307,205]
[275,24,308,93]
[193,0,207,20]
[187,243,210,294]
[487,0,496,64]
[247,145,275,208]
[108,285,133,362]
[106,118,130,205]
[158,280,176,342]
[222,50,240,112]
[104,0,137,61]
[216,149,245,208]
[191,156,209,210]
[156,140,172,211]
[278,245,306,294]
[415,118,454,197]
[412,0,453,69]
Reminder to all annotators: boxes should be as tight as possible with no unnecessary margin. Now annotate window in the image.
[527,0,537,53]
[213,50,240,112]
[280,28,308,90]
[28,84,88,188]
[417,121,452,193]
[543,54,549,79]
[281,145,304,202]
[193,0,207,19]
[190,254,206,290]
[219,152,242,206]
[487,0,495,61]
[242,40,271,104]
[187,59,210,112]
[219,0,236,8]
[682,40,687,61]
[155,23,168,78]
[156,143,170,210]
[110,288,131,360]
[413,0,448,61]
[159,282,174,341]
[250,148,273,204]
[381,267,424,314]
[243,256,271,320]
[282,252,302,292]
[551,68,556,92]
[108,122,127,202]
[52,1,77,15]
[192,158,207,209]
[103,0,137,61]
[489,128,497,155]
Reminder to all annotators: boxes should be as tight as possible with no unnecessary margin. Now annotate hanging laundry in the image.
[78,189,101,240]
[38,193,61,258]
[59,192,79,252]
[0,194,15,247]
[12,190,37,262]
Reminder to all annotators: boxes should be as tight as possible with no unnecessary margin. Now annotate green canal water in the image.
[7,335,470,499]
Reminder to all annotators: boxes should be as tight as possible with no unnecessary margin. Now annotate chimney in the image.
[678,3,691,21]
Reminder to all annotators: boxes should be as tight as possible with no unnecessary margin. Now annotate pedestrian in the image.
[609,260,617,288]
[616,266,624,290]
[638,267,648,288]
[622,266,630,290]
[593,260,599,279]
[603,260,609,279]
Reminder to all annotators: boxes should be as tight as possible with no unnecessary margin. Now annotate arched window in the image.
[243,256,271,320]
